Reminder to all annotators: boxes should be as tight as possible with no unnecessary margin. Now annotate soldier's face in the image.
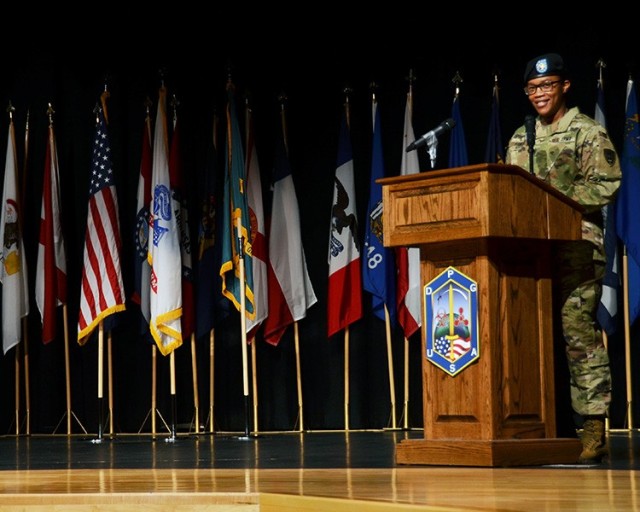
[526,75,570,124]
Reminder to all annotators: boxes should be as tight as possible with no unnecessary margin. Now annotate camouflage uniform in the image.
[505,106,621,417]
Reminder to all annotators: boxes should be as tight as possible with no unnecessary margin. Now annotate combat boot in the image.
[578,416,608,464]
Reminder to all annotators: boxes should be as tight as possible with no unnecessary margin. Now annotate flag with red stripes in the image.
[77,105,126,344]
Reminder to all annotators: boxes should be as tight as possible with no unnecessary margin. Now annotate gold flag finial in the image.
[6,100,15,121]
[93,102,100,124]
[278,91,288,110]
[47,103,55,125]
[144,96,153,117]
[170,93,180,124]
[452,71,463,97]
[369,81,378,102]
[596,58,606,86]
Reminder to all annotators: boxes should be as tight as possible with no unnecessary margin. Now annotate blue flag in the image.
[362,100,396,324]
[615,79,640,327]
[484,83,504,164]
[196,114,230,338]
[594,76,620,336]
[448,94,468,168]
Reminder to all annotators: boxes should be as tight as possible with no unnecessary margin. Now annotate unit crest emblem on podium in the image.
[424,266,478,376]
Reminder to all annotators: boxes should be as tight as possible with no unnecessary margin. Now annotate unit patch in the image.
[424,266,479,376]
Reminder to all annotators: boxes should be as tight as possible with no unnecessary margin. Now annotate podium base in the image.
[396,437,582,467]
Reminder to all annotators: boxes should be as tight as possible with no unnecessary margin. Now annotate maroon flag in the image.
[35,120,67,344]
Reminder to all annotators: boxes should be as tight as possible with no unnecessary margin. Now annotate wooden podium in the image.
[379,163,584,467]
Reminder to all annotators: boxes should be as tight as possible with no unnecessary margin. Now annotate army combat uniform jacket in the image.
[505,106,621,259]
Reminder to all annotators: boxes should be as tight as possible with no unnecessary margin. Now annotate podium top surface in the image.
[378,163,584,247]
[377,163,583,214]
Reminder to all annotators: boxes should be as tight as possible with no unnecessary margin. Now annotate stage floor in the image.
[0,429,638,511]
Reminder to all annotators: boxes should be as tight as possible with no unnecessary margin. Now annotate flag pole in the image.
[10,104,21,433]
[403,335,409,430]
[4,108,19,436]
[344,327,350,431]
[236,215,252,438]
[245,98,259,436]
[622,249,634,429]
[294,322,304,432]
[22,109,31,435]
[14,344,20,435]
[63,292,79,434]
[383,304,397,429]
[208,329,215,433]
[101,88,116,438]
[343,93,352,433]
[167,351,177,441]
[21,109,29,210]
[95,321,105,442]
[190,332,200,434]
[151,345,157,436]
[22,320,31,436]
[108,331,114,435]
[250,338,258,434]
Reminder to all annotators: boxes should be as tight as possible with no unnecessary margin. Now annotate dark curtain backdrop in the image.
[0,23,638,434]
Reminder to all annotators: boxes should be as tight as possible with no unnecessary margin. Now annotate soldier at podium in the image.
[505,52,621,464]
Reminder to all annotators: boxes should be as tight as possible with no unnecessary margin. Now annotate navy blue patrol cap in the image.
[524,53,566,83]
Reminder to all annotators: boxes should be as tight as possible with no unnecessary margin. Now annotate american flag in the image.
[434,335,471,361]
[77,106,126,344]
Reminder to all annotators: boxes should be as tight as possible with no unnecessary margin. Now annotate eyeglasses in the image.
[524,80,563,96]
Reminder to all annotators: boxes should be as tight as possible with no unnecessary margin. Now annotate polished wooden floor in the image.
[0,429,638,511]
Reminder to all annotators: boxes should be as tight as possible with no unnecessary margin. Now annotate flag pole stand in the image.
[54,306,87,436]
[236,217,254,441]
[138,345,171,438]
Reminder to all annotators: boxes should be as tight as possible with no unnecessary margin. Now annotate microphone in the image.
[406,118,456,152]
[524,115,536,175]
[524,115,536,149]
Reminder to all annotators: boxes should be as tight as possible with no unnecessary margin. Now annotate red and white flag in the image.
[35,121,67,344]
[0,119,29,354]
[148,87,182,355]
[263,124,317,346]
[396,89,421,338]
[327,109,362,337]
[245,105,268,338]
[77,104,126,344]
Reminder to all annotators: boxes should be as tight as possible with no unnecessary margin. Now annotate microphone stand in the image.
[524,115,536,175]
[426,134,437,169]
